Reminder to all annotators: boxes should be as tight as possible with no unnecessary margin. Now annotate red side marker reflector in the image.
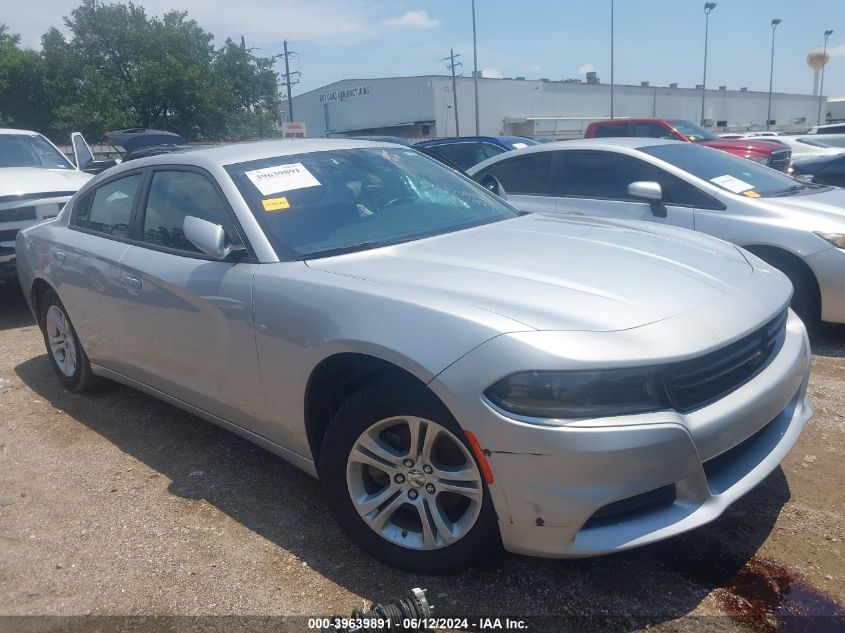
[465,430,494,485]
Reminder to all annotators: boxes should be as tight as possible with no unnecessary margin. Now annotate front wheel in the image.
[319,377,499,573]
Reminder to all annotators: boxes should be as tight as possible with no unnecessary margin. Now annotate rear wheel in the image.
[319,376,499,573]
[39,289,98,391]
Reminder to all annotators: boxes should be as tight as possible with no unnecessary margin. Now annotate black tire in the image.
[39,289,98,391]
[318,375,500,573]
[774,261,820,331]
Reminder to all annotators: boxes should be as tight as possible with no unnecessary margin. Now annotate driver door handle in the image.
[122,274,142,295]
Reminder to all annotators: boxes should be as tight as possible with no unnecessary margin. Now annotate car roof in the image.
[417,136,529,146]
[0,128,39,136]
[103,138,406,173]
[465,137,683,173]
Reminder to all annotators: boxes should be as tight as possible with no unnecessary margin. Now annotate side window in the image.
[142,170,238,253]
[631,123,672,139]
[564,151,654,199]
[72,173,142,237]
[593,123,629,138]
[486,152,553,195]
[480,143,506,159]
[428,143,485,170]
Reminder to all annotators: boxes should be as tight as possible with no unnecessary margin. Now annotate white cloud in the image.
[385,10,439,29]
[827,44,845,58]
[4,0,376,47]
[481,68,504,79]
[577,63,596,75]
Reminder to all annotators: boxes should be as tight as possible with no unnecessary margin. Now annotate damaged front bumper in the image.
[430,310,812,558]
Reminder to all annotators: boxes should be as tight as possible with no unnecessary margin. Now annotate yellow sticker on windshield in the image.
[262,197,291,211]
[743,190,761,198]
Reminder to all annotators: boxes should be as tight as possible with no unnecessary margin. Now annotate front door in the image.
[120,168,266,432]
[552,150,696,230]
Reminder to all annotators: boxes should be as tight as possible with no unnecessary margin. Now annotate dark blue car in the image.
[414,136,537,171]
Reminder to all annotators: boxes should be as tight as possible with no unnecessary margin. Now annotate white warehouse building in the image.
[291,74,825,140]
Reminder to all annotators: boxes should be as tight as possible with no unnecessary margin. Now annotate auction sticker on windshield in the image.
[245,163,321,196]
[710,174,754,194]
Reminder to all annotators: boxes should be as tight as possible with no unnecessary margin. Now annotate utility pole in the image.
[818,29,834,126]
[766,19,781,131]
[443,49,462,136]
[471,0,480,135]
[701,3,717,126]
[277,40,300,122]
[610,0,614,118]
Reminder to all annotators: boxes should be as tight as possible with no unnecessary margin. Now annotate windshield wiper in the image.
[772,184,810,197]
[296,239,411,260]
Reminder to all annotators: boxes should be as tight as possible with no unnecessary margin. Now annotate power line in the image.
[276,40,300,122]
[443,49,462,136]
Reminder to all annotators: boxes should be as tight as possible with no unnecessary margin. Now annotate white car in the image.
[0,129,93,282]
[807,123,845,135]
[468,138,845,327]
[722,135,844,160]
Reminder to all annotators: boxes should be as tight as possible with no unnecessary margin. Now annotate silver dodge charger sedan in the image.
[15,139,812,573]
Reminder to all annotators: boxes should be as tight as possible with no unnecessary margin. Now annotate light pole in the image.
[766,18,781,131]
[818,29,833,126]
[471,0,480,135]
[610,0,614,118]
[700,3,716,126]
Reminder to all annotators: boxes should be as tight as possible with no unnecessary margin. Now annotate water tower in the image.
[807,47,830,95]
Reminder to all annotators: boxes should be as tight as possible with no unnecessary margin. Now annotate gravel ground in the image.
[1,281,844,633]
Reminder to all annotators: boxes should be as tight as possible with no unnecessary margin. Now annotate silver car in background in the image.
[16,139,811,572]
[469,138,845,327]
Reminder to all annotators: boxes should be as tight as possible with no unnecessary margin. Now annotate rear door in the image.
[56,171,144,369]
[119,167,266,432]
[473,151,557,213]
[552,150,696,229]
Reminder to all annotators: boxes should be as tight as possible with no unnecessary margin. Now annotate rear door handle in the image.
[52,251,66,265]
[122,274,142,295]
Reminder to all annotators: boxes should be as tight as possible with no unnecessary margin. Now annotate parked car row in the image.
[468,138,845,328]
[15,136,819,573]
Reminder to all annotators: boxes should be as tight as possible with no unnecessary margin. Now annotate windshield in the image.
[666,120,718,142]
[0,134,74,169]
[226,147,517,259]
[640,143,825,198]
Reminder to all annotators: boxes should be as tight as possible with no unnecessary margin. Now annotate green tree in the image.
[0,24,53,132]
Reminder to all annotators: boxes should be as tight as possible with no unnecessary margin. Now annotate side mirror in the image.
[628,181,667,218]
[479,174,508,200]
[183,216,244,260]
[628,181,663,201]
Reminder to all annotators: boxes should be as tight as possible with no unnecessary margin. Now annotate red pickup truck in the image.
[584,118,791,172]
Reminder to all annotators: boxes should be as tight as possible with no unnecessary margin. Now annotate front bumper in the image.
[804,246,845,324]
[431,311,812,558]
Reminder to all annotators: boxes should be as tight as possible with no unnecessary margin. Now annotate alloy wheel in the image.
[45,305,78,377]
[346,416,483,550]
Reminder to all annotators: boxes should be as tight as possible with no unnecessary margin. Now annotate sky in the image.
[6,0,845,98]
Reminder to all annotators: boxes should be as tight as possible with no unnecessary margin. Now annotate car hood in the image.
[307,214,754,332]
[0,167,92,196]
[760,186,845,225]
[699,138,786,156]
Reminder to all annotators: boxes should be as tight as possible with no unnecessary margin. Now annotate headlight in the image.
[814,232,845,249]
[749,156,770,165]
[484,369,667,419]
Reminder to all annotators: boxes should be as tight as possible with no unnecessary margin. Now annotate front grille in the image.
[767,150,791,172]
[663,309,788,413]
[0,206,37,221]
[0,228,20,242]
[583,484,677,528]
